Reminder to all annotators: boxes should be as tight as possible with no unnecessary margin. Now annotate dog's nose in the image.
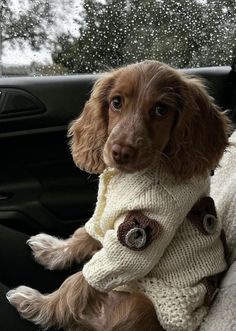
[112,144,136,164]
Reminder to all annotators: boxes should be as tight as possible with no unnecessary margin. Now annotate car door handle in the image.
[0,88,45,119]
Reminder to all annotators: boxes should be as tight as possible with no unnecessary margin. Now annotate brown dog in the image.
[7,61,230,331]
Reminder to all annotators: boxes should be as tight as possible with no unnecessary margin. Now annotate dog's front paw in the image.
[27,233,70,270]
[7,286,44,323]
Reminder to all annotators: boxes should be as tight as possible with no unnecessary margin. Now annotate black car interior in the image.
[0,63,236,238]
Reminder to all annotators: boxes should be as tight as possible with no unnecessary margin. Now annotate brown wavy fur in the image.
[164,74,230,179]
[10,270,162,331]
[68,73,115,173]
[69,61,230,179]
[9,61,230,331]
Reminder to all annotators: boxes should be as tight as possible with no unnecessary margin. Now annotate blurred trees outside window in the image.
[0,0,235,76]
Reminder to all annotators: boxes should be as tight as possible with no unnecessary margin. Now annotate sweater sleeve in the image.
[83,215,176,291]
[82,176,209,292]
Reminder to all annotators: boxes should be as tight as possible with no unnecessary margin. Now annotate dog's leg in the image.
[7,272,164,331]
[27,227,101,270]
[105,292,164,331]
[7,271,105,331]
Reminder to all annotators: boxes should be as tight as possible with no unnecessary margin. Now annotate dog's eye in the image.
[153,103,169,117]
[111,96,122,111]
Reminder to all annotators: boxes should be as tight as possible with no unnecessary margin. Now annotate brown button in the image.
[117,210,161,251]
[187,197,218,235]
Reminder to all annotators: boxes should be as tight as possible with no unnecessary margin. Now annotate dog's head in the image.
[69,61,230,179]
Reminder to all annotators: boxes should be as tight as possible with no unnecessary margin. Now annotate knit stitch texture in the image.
[198,130,236,330]
[211,130,236,254]
[82,163,227,331]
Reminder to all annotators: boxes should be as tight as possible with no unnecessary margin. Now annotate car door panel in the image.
[0,67,235,236]
[0,130,98,236]
[0,75,95,135]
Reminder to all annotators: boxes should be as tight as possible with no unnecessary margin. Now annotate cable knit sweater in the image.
[211,130,236,255]
[199,130,236,331]
[82,164,227,331]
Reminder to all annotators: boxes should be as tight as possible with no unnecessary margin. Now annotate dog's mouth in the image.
[103,149,154,173]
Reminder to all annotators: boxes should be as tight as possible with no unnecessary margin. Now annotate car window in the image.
[1,0,235,77]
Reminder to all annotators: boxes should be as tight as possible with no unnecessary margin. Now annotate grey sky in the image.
[3,0,83,65]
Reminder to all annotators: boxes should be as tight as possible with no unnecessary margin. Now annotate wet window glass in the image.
[0,0,235,76]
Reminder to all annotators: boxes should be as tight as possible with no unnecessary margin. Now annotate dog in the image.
[7,61,230,331]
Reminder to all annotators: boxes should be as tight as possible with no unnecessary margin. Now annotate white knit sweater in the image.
[200,130,236,331]
[82,164,227,331]
[211,130,236,255]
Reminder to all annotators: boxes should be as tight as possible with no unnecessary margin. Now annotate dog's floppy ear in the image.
[68,73,114,174]
[166,76,230,179]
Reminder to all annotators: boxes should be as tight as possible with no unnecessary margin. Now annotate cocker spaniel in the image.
[7,61,230,331]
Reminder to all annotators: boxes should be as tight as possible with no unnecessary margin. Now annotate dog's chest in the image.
[93,169,156,235]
